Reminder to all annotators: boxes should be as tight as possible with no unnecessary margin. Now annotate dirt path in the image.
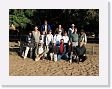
[9,42,99,76]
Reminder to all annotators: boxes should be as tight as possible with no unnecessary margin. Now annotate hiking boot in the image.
[35,57,40,61]
[69,59,72,63]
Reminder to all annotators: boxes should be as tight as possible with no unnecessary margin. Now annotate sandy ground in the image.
[9,42,99,76]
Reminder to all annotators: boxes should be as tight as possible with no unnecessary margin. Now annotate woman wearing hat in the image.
[75,29,87,63]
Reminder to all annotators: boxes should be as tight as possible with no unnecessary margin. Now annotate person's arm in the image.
[26,36,28,43]
[31,35,35,43]
[38,32,41,43]
[84,34,87,45]
[68,28,70,35]
[48,25,51,31]
[46,35,48,46]
[41,25,43,32]
[67,36,69,43]
[79,34,87,47]
[70,34,72,42]
[51,35,53,42]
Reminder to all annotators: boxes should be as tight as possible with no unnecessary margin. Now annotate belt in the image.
[72,41,78,42]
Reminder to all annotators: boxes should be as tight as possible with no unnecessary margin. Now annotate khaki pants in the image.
[35,42,39,57]
[23,47,33,59]
[72,42,78,47]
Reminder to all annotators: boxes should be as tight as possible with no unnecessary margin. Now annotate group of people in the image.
[21,20,87,63]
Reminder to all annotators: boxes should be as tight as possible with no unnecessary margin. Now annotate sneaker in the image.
[35,57,40,61]
[69,59,72,63]
[23,56,26,59]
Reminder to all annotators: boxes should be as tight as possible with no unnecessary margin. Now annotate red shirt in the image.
[60,42,64,54]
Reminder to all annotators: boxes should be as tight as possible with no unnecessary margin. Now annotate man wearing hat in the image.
[68,24,75,37]
[79,29,87,47]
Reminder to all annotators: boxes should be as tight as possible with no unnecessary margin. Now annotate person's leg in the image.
[24,47,30,59]
[46,45,49,52]
[35,42,40,61]
[50,53,53,61]
[68,53,71,61]
[75,42,78,47]
[54,54,57,62]
[43,44,47,58]
[75,46,81,56]
[81,46,87,61]
[58,54,62,61]
[83,46,86,55]
[64,43,67,53]
[80,46,86,56]
[30,47,33,58]
[22,51,24,57]
[35,42,39,57]
[20,43,24,56]
[69,52,73,63]
[22,47,26,57]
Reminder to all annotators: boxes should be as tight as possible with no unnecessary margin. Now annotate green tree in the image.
[9,9,99,36]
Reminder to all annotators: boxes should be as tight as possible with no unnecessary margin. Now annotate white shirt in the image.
[62,36,69,43]
[59,29,62,33]
[45,25,47,33]
[69,28,74,33]
[53,34,62,45]
[53,34,57,43]
[46,34,53,45]
[40,35,45,44]
[34,31,37,36]
[56,34,62,44]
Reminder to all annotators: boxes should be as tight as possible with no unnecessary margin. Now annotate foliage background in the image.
[9,9,99,36]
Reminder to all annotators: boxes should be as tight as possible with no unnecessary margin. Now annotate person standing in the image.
[62,31,69,53]
[23,31,35,59]
[32,26,40,61]
[40,31,46,51]
[68,24,75,37]
[46,30,53,52]
[70,27,79,49]
[41,20,51,34]
[79,29,87,46]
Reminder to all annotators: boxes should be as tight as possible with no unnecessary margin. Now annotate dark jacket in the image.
[49,42,54,53]
[41,24,51,32]
[26,35,35,48]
